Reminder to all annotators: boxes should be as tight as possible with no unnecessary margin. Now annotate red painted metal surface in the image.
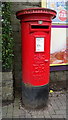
[16,8,56,86]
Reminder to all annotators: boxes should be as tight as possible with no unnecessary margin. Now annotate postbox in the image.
[16,8,56,108]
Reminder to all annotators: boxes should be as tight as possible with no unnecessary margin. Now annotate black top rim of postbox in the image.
[16,7,57,20]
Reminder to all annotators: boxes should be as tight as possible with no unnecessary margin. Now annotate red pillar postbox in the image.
[16,8,56,108]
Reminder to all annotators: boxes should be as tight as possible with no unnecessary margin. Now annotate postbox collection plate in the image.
[36,37,44,52]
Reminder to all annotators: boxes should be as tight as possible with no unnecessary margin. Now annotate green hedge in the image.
[2,2,14,71]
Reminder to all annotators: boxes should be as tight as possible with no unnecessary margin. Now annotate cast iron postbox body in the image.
[16,8,56,108]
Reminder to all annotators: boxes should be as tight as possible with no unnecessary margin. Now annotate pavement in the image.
[2,90,67,119]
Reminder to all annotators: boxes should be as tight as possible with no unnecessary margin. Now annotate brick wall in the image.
[11,1,67,90]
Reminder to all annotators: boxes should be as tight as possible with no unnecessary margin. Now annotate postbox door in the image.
[31,31,50,86]
[21,22,51,86]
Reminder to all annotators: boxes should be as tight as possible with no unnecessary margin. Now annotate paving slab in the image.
[2,90,66,119]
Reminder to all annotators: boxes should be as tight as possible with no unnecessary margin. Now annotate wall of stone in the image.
[2,72,14,101]
[10,1,67,90]
[50,70,67,91]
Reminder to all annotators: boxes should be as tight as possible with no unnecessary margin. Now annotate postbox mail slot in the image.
[30,24,50,32]
[31,25,49,29]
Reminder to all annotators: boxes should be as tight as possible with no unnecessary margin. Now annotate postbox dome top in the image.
[16,7,57,20]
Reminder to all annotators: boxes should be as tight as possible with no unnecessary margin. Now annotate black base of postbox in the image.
[22,83,49,109]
